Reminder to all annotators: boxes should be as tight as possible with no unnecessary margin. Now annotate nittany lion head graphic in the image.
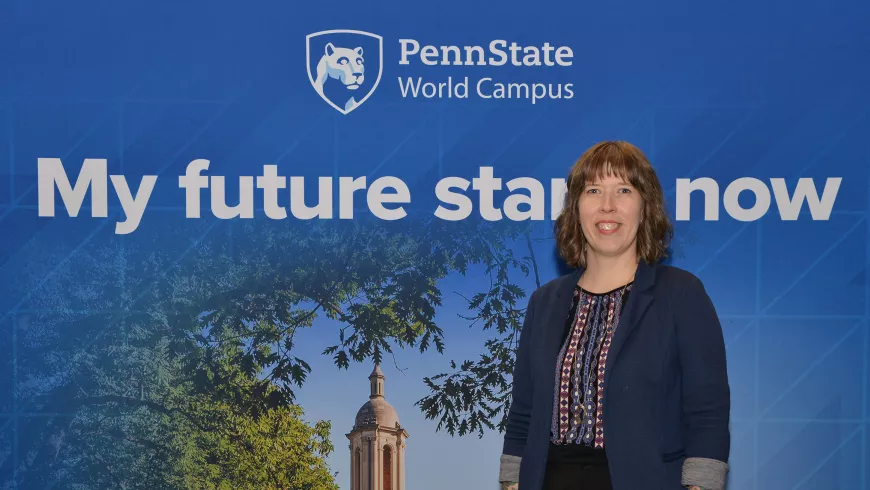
[316,43,365,90]
[306,30,382,114]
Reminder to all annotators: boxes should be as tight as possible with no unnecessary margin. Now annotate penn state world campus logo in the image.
[306,29,383,114]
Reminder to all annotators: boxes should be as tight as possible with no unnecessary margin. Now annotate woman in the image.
[498,141,730,490]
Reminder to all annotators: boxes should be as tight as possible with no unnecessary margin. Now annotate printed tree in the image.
[3,217,540,489]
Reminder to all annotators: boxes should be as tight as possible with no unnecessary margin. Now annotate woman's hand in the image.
[687,486,701,490]
[500,482,518,490]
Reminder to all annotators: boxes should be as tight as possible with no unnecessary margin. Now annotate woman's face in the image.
[578,173,643,262]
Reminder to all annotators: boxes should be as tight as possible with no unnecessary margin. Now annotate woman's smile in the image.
[595,221,621,235]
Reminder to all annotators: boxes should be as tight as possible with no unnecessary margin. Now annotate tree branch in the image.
[524,231,541,289]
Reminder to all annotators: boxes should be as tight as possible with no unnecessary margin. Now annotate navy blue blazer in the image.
[502,259,731,489]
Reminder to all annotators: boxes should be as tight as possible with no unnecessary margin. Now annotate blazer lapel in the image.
[603,260,656,389]
[541,268,583,356]
[537,268,583,420]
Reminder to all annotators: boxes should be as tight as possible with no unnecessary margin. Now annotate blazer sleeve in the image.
[674,275,731,490]
[500,288,538,479]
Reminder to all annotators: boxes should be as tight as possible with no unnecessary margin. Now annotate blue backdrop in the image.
[1,0,869,489]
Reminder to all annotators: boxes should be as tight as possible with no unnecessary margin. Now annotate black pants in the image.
[542,461,612,490]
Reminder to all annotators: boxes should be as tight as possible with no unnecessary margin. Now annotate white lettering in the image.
[211,175,254,219]
[724,177,770,222]
[367,177,410,220]
[435,174,569,221]
[771,177,841,220]
[290,176,333,219]
[504,177,545,220]
[257,165,287,219]
[397,76,468,98]
[38,158,108,218]
[398,39,420,65]
[676,177,720,220]
[110,174,157,235]
[179,159,210,218]
[434,177,473,220]
[339,176,367,219]
[676,177,841,221]
[398,39,573,67]
[39,157,156,234]
[472,166,502,221]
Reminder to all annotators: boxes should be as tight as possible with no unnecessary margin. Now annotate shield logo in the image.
[306,29,383,115]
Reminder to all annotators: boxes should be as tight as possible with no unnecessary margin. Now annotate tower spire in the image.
[369,363,385,399]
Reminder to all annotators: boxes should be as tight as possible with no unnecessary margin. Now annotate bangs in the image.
[577,142,640,187]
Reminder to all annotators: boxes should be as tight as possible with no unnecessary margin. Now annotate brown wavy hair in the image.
[554,141,674,268]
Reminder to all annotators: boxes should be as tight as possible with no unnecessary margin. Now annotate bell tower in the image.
[346,364,409,490]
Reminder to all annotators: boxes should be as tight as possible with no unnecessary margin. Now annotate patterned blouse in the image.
[548,281,633,461]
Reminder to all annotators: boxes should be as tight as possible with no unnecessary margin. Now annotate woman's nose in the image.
[600,193,615,210]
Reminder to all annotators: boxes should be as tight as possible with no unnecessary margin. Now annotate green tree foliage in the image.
[415,230,542,438]
[2,217,539,488]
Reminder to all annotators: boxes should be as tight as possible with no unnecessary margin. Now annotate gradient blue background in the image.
[1,0,869,488]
